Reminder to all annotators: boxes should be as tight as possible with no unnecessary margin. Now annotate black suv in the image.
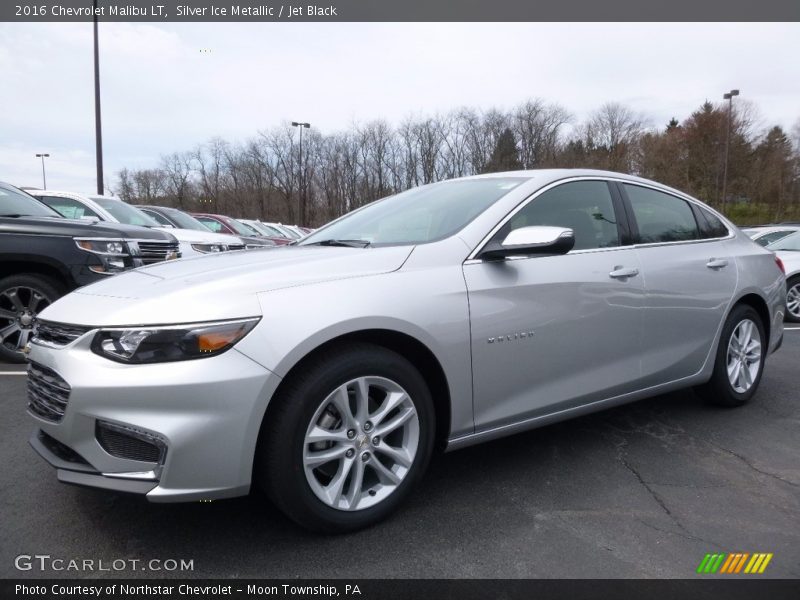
[0,182,180,363]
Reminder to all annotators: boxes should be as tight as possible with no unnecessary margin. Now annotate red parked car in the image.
[190,213,279,247]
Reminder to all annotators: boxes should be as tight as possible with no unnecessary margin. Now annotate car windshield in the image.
[244,221,275,236]
[91,196,160,227]
[0,185,61,217]
[301,177,527,246]
[768,231,800,251]
[161,208,213,232]
[228,218,259,236]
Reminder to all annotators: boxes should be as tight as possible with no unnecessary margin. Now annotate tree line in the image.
[115,98,800,226]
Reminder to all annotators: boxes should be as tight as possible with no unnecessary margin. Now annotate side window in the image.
[493,181,620,251]
[36,195,100,220]
[695,206,730,240]
[141,209,173,227]
[624,184,699,243]
[197,217,222,233]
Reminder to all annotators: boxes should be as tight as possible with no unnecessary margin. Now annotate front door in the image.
[464,180,645,432]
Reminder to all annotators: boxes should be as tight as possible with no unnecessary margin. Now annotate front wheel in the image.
[257,343,435,533]
[0,274,63,363]
[785,276,800,323]
[696,304,766,407]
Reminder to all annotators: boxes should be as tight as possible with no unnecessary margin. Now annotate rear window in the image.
[624,184,699,243]
[694,206,729,239]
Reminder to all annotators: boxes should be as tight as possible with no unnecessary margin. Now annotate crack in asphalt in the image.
[706,440,800,488]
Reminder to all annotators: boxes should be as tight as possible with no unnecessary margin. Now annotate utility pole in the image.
[93,0,104,195]
[291,121,311,224]
[35,153,50,189]
[721,89,740,208]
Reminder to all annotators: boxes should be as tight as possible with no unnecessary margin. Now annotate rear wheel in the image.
[697,304,766,407]
[258,343,435,533]
[786,276,800,323]
[0,275,63,363]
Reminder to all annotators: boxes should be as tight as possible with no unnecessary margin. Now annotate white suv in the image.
[29,191,244,257]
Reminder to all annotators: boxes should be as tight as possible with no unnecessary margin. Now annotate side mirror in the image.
[479,226,575,261]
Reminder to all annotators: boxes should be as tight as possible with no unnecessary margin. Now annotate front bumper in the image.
[26,333,281,502]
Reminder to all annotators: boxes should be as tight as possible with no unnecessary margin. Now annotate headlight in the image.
[190,243,227,253]
[90,318,260,364]
[75,238,132,274]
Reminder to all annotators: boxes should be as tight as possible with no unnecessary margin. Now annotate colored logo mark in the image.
[697,553,773,574]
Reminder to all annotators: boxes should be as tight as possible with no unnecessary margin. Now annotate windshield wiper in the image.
[307,239,371,248]
[0,214,34,218]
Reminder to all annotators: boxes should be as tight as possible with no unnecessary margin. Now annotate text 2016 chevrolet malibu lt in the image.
[27,170,785,532]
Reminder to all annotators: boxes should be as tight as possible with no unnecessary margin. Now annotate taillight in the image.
[775,256,785,274]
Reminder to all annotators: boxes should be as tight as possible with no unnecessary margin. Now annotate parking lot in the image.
[1,328,798,579]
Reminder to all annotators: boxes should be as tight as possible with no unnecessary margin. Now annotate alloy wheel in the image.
[726,318,762,394]
[0,286,51,355]
[787,283,800,319]
[303,376,420,511]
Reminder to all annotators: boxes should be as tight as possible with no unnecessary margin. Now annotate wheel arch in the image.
[261,328,453,453]
[731,291,772,348]
[0,258,71,292]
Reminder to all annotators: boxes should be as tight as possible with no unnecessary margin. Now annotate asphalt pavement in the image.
[2,330,799,579]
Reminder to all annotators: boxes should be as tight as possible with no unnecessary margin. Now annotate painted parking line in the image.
[0,371,27,375]
[785,327,800,331]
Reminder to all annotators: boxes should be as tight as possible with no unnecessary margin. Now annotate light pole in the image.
[35,153,50,189]
[721,89,740,207]
[93,0,104,195]
[291,121,310,225]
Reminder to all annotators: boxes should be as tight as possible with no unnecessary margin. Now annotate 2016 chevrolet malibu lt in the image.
[26,170,786,532]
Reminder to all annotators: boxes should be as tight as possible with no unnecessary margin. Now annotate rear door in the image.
[618,182,738,386]
[464,179,646,431]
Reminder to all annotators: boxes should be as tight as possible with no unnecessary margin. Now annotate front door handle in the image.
[609,266,639,279]
[706,258,729,270]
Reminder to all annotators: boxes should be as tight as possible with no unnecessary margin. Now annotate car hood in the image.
[39,245,414,326]
[0,215,177,240]
[154,226,242,245]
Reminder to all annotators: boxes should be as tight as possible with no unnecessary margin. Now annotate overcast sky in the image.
[1,22,798,193]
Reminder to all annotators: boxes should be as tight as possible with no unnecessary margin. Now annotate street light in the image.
[291,121,311,225]
[721,89,740,207]
[35,153,50,190]
[93,0,104,195]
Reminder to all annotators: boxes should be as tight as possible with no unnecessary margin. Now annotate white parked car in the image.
[767,231,800,322]
[28,191,244,257]
[741,225,800,247]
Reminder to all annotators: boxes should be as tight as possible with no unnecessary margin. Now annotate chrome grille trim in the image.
[134,241,181,264]
[32,321,90,348]
[27,362,71,423]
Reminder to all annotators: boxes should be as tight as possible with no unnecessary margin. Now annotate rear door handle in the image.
[609,266,639,279]
[706,258,729,270]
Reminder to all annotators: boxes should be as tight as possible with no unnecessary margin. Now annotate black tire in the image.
[257,342,435,533]
[696,304,766,407]
[0,274,63,363]
[785,275,800,323]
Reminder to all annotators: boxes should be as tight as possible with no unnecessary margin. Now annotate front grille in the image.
[27,362,71,423]
[96,422,165,463]
[136,240,181,264]
[228,244,245,251]
[32,321,90,347]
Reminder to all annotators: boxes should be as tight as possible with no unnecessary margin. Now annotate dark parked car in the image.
[0,182,180,362]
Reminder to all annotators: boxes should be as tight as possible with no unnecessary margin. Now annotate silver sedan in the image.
[26,170,786,532]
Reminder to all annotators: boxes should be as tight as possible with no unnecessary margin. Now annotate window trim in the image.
[467,177,634,262]
[616,181,733,248]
